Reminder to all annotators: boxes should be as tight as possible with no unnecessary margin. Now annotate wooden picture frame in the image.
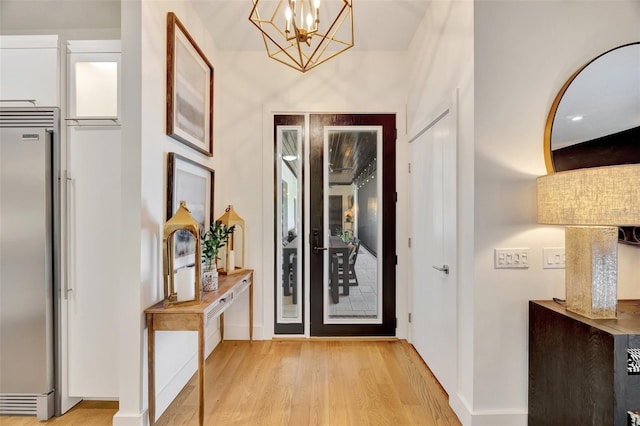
[166,12,214,157]
[166,152,215,268]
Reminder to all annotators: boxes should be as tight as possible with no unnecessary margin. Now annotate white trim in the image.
[154,354,197,422]
[67,40,121,54]
[223,324,264,340]
[262,103,406,339]
[469,411,527,426]
[450,393,527,426]
[112,411,147,426]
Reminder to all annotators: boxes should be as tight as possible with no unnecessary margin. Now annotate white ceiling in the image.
[195,0,430,51]
[0,0,430,52]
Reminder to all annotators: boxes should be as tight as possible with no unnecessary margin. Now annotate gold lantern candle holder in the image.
[163,201,202,307]
[217,205,245,275]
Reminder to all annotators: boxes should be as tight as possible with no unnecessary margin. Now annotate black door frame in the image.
[273,115,305,335]
[308,113,396,336]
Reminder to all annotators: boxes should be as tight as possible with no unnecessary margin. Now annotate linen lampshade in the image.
[537,164,640,226]
[536,164,640,319]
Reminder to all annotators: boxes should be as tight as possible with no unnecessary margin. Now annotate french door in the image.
[274,113,396,336]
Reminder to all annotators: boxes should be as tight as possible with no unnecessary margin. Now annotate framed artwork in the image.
[166,152,215,268]
[166,12,214,157]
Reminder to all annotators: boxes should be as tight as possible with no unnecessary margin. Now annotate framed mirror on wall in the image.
[544,41,640,246]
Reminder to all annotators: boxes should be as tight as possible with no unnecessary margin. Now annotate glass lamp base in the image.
[565,226,618,319]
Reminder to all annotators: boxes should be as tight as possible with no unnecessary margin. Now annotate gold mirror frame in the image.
[544,42,640,245]
[543,67,583,173]
[544,41,640,173]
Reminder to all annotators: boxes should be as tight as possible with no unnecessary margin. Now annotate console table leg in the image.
[250,282,254,341]
[198,318,204,426]
[147,314,155,426]
[220,313,224,341]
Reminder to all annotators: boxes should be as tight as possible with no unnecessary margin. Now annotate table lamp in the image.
[537,164,640,319]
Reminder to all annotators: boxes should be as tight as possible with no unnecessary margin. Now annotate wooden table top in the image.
[531,299,640,335]
[145,269,253,315]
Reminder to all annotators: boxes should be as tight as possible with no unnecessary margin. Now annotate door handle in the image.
[312,228,328,254]
[65,171,76,296]
[432,264,450,274]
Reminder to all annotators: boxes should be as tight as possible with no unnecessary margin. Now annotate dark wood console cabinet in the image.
[529,300,640,426]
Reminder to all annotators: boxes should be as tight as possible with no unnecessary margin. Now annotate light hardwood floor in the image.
[0,340,460,426]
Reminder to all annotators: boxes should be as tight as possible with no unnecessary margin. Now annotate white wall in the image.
[407,1,640,425]
[473,2,640,423]
[406,0,474,423]
[214,49,410,338]
[117,1,225,424]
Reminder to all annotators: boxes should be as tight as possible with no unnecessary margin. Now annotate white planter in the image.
[202,267,218,292]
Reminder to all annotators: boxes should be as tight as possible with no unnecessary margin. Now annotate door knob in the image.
[432,264,450,274]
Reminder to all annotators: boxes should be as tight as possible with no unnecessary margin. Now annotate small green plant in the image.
[339,229,352,243]
[201,221,235,270]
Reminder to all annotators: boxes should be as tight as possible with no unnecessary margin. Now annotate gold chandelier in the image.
[249,0,354,73]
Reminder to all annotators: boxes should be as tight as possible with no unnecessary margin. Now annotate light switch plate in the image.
[543,247,565,269]
[494,248,530,269]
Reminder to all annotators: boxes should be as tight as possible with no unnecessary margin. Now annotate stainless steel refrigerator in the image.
[0,107,60,420]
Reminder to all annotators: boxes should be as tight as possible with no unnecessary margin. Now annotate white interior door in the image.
[409,95,457,395]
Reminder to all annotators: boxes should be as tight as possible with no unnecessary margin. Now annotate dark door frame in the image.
[273,114,305,335]
[309,113,397,336]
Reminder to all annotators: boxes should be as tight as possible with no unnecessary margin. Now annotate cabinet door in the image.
[0,35,59,106]
[63,41,121,401]
[67,125,121,398]
[67,43,120,120]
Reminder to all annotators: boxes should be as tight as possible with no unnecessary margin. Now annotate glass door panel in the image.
[324,127,382,323]
[274,116,304,333]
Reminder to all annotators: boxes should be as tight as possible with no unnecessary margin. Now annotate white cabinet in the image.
[67,40,121,120]
[64,41,121,400]
[0,35,59,106]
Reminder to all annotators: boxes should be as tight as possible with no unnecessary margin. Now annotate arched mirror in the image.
[544,41,640,245]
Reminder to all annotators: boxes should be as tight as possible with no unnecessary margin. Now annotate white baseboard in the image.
[450,393,473,425]
[450,393,527,426]
[206,325,222,357]
[154,354,197,421]
[112,410,147,426]
[154,326,224,422]
[223,324,264,340]
[115,324,259,426]
[469,411,527,426]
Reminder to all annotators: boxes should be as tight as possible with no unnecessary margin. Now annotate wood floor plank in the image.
[0,340,461,426]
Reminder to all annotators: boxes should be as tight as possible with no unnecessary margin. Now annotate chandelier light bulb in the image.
[306,12,313,30]
[285,6,292,32]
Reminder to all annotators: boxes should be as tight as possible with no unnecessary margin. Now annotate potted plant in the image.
[339,229,352,243]
[201,221,235,291]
